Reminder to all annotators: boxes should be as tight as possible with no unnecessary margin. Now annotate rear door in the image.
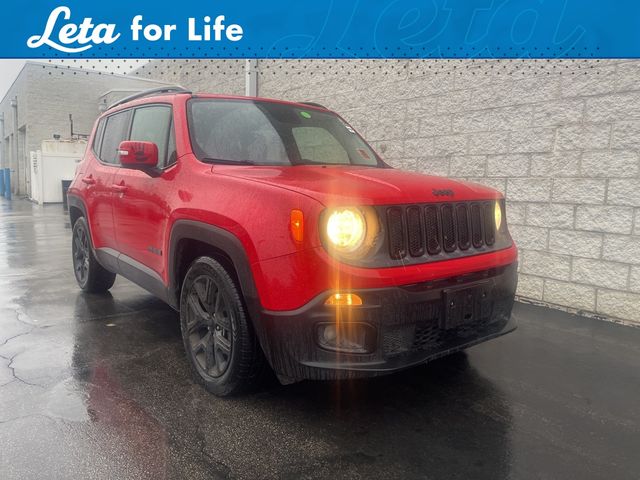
[112,104,176,279]
[83,110,130,252]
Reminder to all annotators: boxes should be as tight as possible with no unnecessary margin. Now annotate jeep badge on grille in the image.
[432,189,454,197]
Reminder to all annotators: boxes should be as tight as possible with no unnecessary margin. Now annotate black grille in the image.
[456,204,470,250]
[387,207,406,259]
[425,206,441,255]
[386,201,501,261]
[382,298,506,356]
[412,322,442,351]
[484,202,496,246]
[441,204,456,252]
[471,203,484,248]
[406,206,425,257]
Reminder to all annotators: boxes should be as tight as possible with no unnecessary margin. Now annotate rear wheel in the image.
[72,216,116,293]
[180,256,266,396]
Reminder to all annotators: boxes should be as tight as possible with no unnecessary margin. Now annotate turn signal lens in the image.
[325,293,363,306]
[290,209,304,243]
[325,207,366,252]
[494,201,503,231]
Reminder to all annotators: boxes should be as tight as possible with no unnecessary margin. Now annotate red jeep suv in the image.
[68,86,518,396]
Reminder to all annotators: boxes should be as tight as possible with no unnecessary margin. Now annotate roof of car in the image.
[191,93,329,111]
[105,86,331,116]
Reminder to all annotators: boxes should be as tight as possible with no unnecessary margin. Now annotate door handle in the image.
[111,182,127,194]
[81,176,95,185]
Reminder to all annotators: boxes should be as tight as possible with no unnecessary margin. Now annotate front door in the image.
[112,104,176,280]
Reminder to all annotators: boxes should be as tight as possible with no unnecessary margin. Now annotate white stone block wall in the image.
[134,59,640,325]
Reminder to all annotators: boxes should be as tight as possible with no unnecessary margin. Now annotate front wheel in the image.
[180,256,266,396]
[71,216,116,293]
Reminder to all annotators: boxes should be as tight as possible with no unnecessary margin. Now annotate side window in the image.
[92,118,105,155]
[166,120,177,167]
[292,127,349,164]
[100,110,131,164]
[129,105,174,168]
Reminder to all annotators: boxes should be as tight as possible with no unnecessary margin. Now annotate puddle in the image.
[44,377,90,422]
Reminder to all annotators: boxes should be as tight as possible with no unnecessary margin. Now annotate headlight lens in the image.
[494,201,503,231]
[322,206,380,260]
[326,208,366,252]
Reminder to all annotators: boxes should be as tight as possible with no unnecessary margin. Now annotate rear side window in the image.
[130,105,175,168]
[99,110,131,164]
[92,118,105,155]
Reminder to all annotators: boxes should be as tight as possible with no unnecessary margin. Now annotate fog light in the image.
[322,324,337,342]
[316,322,375,354]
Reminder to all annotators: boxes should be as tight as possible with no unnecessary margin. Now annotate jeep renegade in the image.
[68,86,518,396]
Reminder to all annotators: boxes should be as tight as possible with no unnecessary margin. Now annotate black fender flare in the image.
[67,193,87,223]
[167,220,270,354]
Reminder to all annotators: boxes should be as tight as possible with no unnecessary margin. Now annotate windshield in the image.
[187,99,382,167]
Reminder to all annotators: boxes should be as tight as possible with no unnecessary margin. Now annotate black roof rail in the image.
[298,101,328,109]
[107,86,191,111]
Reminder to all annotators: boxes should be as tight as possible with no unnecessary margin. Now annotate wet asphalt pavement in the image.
[0,198,639,480]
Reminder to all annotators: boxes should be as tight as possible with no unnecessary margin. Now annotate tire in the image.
[71,216,116,293]
[180,256,267,396]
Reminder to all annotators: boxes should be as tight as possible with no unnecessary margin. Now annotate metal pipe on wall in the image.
[10,96,18,195]
[245,59,259,97]
[0,112,4,197]
[0,112,4,169]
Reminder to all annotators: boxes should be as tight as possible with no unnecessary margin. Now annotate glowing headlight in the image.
[494,201,503,231]
[326,208,366,252]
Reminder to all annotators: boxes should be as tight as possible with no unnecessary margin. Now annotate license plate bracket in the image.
[441,283,493,330]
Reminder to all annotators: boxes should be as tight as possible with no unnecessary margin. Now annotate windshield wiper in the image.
[293,158,383,167]
[201,157,256,165]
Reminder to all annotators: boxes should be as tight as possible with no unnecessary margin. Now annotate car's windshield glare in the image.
[187,99,381,167]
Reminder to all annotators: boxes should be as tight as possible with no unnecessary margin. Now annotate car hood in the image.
[215,165,502,206]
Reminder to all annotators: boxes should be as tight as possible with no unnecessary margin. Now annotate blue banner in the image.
[3,1,639,58]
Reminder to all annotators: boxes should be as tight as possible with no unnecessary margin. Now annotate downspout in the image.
[0,112,4,197]
[0,112,4,169]
[10,96,18,196]
[245,59,259,97]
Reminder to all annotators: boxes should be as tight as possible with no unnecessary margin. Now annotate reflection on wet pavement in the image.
[1,199,639,479]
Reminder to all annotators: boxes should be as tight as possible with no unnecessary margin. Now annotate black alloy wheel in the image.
[179,256,268,396]
[71,216,116,293]
[185,274,234,378]
[72,221,90,285]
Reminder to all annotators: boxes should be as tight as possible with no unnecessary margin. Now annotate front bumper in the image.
[259,262,518,381]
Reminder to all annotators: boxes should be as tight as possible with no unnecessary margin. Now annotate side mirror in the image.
[118,141,158,169]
